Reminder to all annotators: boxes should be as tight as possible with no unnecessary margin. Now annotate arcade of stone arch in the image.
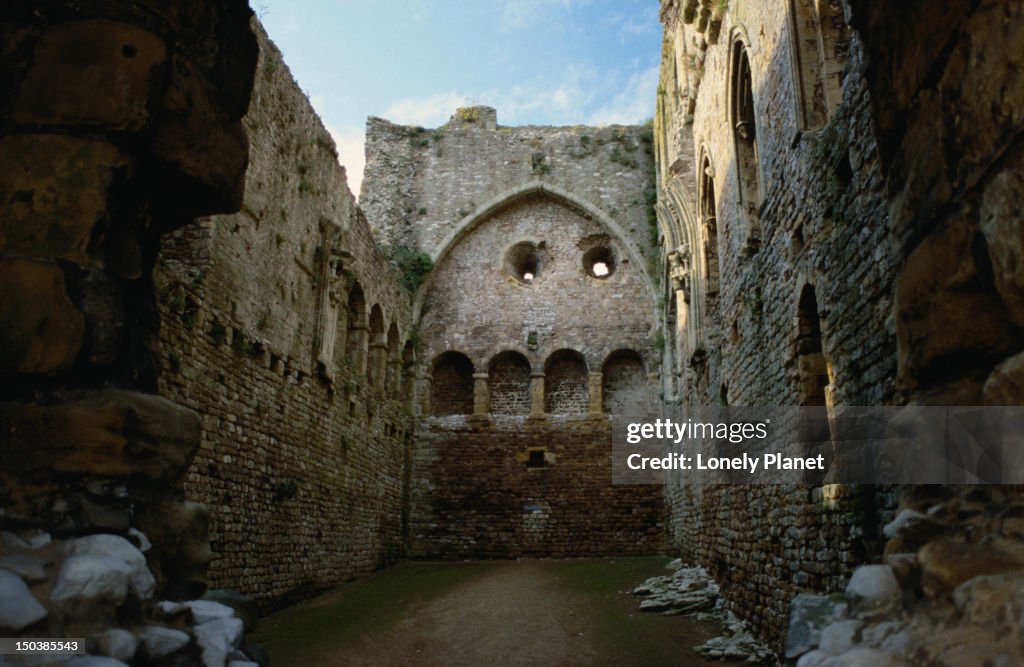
[1,0,1023,663]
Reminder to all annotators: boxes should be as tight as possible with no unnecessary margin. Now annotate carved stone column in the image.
[347,320,368,377]
[588,372,604,414]
[419,373,432,417]
[472,372,490,416]
[404,368,418,413]
[388,357,403,398]
[529,372,546,417]
[368,334,387,388]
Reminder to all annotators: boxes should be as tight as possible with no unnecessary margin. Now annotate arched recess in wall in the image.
[602,350,648,415]
[815,0,849,119]
[788,0,850,129]
[414,181,659,320]
[488,351,532,415]
[431,351,474,416]
[367,305,386,387]
[657,191,687,399]
[698,150,720,297]
[728,28,762,254]
[401,340,416,400]
[544,349,588,415]
[658,177,707,361]
[331,291,349,370]
[386,322,401,397]
[345,282,367,373]
[796,285,829,406]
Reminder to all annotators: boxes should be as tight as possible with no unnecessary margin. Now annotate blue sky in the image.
[258,0,661,194]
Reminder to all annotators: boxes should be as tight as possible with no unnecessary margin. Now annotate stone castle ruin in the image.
[1,0,1023,664]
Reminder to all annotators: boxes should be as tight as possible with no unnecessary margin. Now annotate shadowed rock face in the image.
[0,0,258,643]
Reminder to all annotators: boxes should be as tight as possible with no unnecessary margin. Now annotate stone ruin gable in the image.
[359,108,667,560]
[407,184,664,559]
[155,22,415,609]
[410,416,664,559]
[654,0,900,649]
[416,195,659,377]
[360,107,659,270]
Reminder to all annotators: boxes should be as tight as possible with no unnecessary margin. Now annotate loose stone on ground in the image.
[633,560,777,665]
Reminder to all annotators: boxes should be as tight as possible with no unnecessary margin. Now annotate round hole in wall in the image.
[505,241,545,284]
[583,246,616,279]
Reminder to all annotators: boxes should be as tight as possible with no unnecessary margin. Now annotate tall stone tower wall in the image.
[155,24,415,608]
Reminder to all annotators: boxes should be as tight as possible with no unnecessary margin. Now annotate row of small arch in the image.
[339,281,414,362]
[430,348,648,416]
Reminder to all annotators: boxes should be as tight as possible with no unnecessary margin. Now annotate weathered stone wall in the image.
[0,0,269,660]
[361,109,658,264]
[418,195,659,377]
[782,2,1024,663]
[844,0,1024,565]
[410,416,664,558]
[362,110,665,559]
[847,0,1024,408]
[155,24,415,609]
[659,0,895,409]
[655,0,899,648]
[0,1,254,550]
[656,0,1024,656]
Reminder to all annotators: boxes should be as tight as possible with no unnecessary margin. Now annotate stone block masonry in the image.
[656,0,900,648]
[362,108,659,264]
[8,2,1020,661]
[411,416,663,559]
[0,0,268,658]
[361,106,666,561]
[156,23,415,610]
[656,0,1024,655]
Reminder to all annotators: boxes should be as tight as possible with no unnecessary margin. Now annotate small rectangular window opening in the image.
[527,449,546,468]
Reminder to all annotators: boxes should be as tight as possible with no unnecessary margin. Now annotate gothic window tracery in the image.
[730,36,762,254]
[699,154,719,296]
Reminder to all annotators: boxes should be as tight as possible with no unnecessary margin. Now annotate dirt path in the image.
[255,558,725,667]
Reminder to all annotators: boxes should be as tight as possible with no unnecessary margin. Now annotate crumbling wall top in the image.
[445,106,497,130]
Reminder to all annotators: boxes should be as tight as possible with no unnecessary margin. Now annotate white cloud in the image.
[327,125,367,200]
[499,0,586,30]
[477,64,597,124]
[587,64,659,125]
[374,63,657,133]
[382,92,468,127]
[382,75,592,130]
[606,6,659,39]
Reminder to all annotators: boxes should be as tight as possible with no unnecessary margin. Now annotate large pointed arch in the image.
[658,172,709,360]
[727,25,763,253]
[414,181,659,318]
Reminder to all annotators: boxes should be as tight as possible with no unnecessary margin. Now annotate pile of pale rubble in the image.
[638,505,1024,667]
[782,507,1024,667]
[0,529,265,667]
[633,560,778,665]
